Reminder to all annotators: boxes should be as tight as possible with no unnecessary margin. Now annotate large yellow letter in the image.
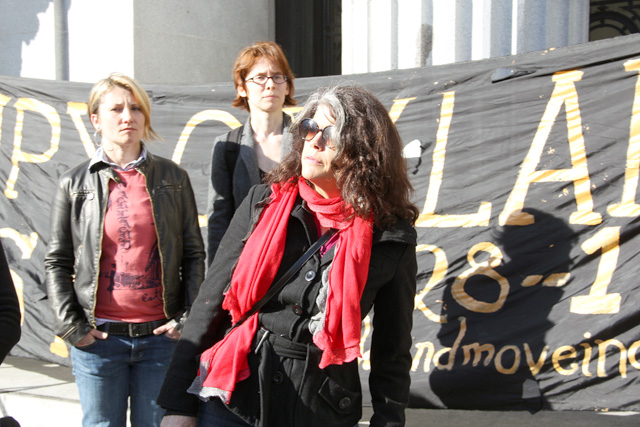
[67,102,95,158]
[414,244,448,323]
[4,98,60,199]
[0,228,38,259]
[0,228,39,325]
[416,91,492,227]
[570,227,621,314]
[388,97,416,124]
[608,58,640,217]
[172,110,242,164]
[452,242,509,313]
[500,71,601,226]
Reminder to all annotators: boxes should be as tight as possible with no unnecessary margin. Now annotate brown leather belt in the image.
[96,319,168,337]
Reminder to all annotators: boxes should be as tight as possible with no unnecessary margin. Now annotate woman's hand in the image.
[75,329,108,347]
[154,319,181,340]
[160,415,196,427]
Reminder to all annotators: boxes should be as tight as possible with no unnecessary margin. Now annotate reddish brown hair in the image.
[231,41,297,111]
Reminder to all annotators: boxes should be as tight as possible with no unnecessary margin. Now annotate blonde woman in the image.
[45,73,205,427]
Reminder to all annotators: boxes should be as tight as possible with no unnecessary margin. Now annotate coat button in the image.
[338,397,352,410]
[304,270,316,281]
[292,304,303,315]
[273,371,284,384]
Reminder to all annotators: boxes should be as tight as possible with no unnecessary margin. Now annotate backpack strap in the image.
[224,125,243,176]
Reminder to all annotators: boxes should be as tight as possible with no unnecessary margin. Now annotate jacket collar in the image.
[89,149,153,174]
[88,144,149,172]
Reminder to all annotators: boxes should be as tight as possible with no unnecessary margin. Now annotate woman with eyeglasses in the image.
[158,84,418,427]
[206,41,297,266]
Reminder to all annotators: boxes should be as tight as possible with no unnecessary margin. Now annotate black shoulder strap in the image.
[224,126,243,175]
[228,228,338,332]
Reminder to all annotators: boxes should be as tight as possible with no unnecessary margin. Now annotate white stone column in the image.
[342,0,591,74]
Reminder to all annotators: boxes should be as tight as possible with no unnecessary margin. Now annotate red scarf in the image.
[188,178,373,403]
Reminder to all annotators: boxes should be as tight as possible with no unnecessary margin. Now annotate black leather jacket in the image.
[158,184,417,426]
[45,153,205,346]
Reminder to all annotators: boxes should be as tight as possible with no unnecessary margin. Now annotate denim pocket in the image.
[74,337,101,349]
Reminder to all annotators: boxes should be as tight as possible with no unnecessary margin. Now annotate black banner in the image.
[2,34,640,411]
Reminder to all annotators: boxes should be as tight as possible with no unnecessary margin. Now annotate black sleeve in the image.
[177,170,206,314]
[0,240,21,364]
[44,174,92,345]
[368,243,417,426]
[206,134,236,265]
[158,184,270,415]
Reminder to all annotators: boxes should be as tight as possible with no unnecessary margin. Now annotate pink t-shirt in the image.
[95,169,165,322]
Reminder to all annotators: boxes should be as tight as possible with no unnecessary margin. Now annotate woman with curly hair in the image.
[159,83,418,427]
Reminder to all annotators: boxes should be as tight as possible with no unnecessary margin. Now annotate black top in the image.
[159,184,417,426]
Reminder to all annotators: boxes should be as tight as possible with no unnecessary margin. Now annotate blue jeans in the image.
[71,333,177,427]
[197,399,251,426]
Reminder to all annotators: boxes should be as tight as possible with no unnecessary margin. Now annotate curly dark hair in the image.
[267,84,419,228]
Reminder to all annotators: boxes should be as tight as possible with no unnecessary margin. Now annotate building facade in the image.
[0,0,638,84]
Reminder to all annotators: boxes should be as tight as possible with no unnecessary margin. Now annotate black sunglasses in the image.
[299,118,336,150]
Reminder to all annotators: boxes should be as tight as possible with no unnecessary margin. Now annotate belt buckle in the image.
[128,323,145,337]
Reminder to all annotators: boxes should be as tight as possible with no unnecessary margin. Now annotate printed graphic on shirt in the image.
[114,183,133,250]
[96,175,164,321]
[102,241,162,302]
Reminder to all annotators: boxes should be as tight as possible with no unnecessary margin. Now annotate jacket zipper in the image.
[90,171,114,328]
[138,166,168,318]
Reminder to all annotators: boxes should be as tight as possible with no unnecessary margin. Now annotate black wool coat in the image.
[158,184,417,427]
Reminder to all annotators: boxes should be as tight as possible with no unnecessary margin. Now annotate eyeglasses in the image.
[245,74,288,85]
[299,118,336,150]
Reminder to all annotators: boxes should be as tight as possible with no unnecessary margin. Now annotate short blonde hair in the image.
[88,72,160,142]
